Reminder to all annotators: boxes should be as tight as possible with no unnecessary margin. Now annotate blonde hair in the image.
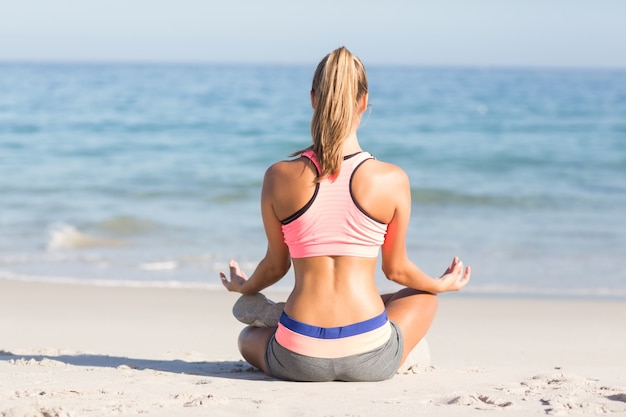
[293,46,368,180]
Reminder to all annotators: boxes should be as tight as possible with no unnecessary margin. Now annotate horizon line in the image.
[1,58,625,72]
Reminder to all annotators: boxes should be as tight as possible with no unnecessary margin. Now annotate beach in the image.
[1,64,625,416]
[1,278,625,416]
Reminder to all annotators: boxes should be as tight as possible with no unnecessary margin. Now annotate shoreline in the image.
[2,273,625,301]
[1,279,625,416]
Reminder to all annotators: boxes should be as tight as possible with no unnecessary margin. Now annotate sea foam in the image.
[46,224,124,251]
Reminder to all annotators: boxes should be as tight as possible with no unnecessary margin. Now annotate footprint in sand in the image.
[1,405,74,417]
[509,371,626,415]
[442,393,513,409]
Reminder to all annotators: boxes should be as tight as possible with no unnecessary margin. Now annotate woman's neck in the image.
[341,133,362,156]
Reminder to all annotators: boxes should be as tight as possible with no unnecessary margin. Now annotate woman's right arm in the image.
[220,163,292,295]
[380,166,470,293]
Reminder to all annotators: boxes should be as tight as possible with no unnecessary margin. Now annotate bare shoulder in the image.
[264,157,311,184]
[263,158,316,211]
[359,158,410,188]
[352,158,410,223]
[264,157,317,219]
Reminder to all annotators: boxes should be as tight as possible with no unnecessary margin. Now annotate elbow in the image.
[269,255,291,279]
[278,258,291,277]
[382,263,403,284]
[265,251,291,280]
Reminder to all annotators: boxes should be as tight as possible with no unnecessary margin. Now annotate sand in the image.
[1,278,625,416]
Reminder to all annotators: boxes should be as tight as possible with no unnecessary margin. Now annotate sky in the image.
[0,0,624,69]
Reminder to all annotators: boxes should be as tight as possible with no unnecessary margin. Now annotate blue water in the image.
[1,63,625,297]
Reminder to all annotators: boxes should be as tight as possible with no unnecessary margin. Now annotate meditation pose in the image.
[220,46,470,381]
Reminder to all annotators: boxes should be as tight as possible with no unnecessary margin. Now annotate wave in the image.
[0,269,225,291]
[458,283,626,299]
[95,215,161,236]
[410,188,553,208]
[46,223,125,250]
[138,261,179,271]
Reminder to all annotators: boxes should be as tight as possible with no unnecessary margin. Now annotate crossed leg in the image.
[381,288,438,365]
[236,287,437,376]
[237,326,275,375]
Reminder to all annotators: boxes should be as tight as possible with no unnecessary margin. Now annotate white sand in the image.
[1,278,625,416]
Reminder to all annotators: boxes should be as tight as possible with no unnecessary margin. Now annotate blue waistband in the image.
[278,311,388,339]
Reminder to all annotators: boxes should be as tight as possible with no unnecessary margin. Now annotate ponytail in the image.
[293,47,368,180]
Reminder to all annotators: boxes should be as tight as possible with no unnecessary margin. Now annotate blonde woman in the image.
[220,46,470,382]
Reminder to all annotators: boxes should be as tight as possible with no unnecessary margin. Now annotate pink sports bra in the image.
[281,150,388,258]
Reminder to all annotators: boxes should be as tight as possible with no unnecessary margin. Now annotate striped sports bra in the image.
[280,150,388,258]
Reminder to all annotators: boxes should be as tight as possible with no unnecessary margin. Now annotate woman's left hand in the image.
[220,259,248,293]
[438,256,471,292]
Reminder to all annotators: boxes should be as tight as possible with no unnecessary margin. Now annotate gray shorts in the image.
[264,320,404,382]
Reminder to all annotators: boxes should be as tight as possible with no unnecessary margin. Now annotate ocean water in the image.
[1,63,625,298]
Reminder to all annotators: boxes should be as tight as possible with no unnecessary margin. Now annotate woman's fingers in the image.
[219,271,232,290]
[442,256,459,276]
[229,259,239,276]
[220,259,248,293]
[220,260,241,291]
[449,256,458,272]
[229,259,247,279]
[456,265,471,289]
[463,265,471,283]
[440,258,471,291]
[450,260,463,279]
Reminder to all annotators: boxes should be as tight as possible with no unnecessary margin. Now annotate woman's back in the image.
[267,150,405,327]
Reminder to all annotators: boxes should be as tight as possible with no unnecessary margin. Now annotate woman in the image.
[220,46,470,382]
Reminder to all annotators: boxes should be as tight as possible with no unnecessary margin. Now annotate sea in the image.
[1,63,625,298]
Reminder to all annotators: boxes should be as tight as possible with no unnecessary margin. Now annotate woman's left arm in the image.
[220,164,291,294]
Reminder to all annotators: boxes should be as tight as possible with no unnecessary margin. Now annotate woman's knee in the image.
[238,327,261,357]
[237,326,255,349]
[407,291,438,321]
[387,287,438,308]
[237,326,274,373]
[386,290,438,329]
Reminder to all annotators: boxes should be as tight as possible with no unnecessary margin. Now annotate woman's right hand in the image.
[438,257,471,292]
[220,259,249,293]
